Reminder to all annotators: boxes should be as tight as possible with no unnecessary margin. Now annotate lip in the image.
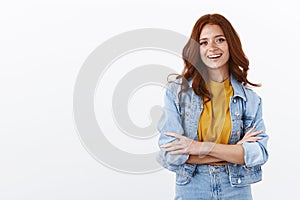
[207,53,222,59]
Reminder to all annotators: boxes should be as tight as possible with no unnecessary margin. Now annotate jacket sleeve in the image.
[242,98,269,167]
[156,83,190,166]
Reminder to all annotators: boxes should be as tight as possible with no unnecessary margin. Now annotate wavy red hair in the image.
[179,13,260,101]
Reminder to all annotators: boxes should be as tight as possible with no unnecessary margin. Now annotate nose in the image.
[208,47,218,53]
[207,42,218,52]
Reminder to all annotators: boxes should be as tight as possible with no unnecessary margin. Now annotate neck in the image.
[207,67,229,83]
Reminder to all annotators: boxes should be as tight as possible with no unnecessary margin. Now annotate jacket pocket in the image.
[243,118,254,133]
[231,119,243,143]
[229,164,262,187]
[175,164,196,185]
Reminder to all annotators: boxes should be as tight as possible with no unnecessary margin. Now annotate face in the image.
[199,24,230,71]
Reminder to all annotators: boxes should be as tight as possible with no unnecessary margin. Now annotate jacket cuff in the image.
[242,142,264,167]
[165,152,190,166]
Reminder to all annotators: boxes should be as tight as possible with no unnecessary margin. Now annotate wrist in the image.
[190,140,201,155]
[198,142,215,156]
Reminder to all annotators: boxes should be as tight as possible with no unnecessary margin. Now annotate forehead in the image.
[200,24,224,39]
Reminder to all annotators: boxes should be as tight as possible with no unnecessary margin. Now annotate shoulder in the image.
[165,76,191,96]
[237,85,263,115]
[242,85,262,104]
[230,76,261,104]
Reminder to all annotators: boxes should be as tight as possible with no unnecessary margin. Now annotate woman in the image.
[157,14,269,200]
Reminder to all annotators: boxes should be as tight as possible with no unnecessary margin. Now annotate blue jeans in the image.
[175,165,252,200]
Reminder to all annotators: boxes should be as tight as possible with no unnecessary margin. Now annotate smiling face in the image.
[199,24,230,72]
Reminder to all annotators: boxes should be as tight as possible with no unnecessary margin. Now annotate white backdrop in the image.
[1,0,299,199]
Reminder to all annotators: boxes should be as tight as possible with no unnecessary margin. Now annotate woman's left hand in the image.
[160,132,202,155]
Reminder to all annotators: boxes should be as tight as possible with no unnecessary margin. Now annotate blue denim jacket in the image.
[156,75,269,187]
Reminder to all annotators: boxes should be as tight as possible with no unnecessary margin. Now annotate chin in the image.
[205,62,228,69]
[206,65,223,69]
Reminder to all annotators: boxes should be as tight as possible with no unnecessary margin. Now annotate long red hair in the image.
[177,13,260,101]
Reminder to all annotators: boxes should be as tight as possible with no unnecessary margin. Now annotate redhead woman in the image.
[157,14,269,200]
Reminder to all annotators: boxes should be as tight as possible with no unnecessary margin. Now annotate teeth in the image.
[208,54,221,58]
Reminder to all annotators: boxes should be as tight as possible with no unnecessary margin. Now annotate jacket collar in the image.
[187,74,247,102]
[230,74,247,101]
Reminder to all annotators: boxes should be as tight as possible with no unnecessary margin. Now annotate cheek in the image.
[199,48,206,60]
[221,45,230,59]
[222,44,229,54]
[224,48,230,60]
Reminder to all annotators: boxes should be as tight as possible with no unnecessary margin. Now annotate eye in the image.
[199,41,207,46]
[216,37,226,43]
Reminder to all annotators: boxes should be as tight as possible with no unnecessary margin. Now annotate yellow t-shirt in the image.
[198,78,233,163]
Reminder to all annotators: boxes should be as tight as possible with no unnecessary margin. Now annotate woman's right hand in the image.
[237,127,263,144]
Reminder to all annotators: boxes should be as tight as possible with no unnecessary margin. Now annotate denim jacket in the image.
[156,75,269,187]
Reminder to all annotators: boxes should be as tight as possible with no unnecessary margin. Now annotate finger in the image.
[242,137,262,143]
[244,126,255,136]
[160,142,173,148]
[169,149,186,155]
[160,140,182,148]
[247,130,263,137]
[240,135,259,142]
[161,144,180,151]
[161,145,183,152]
[164,132,183,139]
[247,137,262,142]
[171,140,191,150]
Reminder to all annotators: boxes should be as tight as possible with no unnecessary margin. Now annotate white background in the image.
[1,0,299,199]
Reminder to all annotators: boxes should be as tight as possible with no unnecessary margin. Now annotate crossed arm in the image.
[160,127,262,165]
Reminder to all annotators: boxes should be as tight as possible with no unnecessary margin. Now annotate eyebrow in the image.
[199,34,225,41]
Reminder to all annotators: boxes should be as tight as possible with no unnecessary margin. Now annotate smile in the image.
[207,54,222,59]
